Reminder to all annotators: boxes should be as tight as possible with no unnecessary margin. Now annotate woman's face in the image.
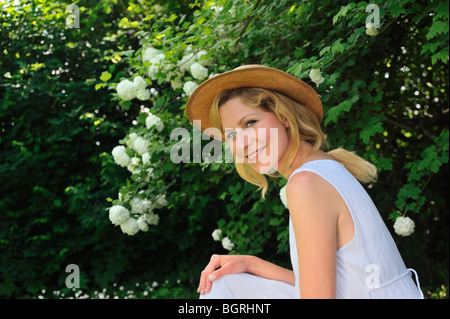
[219,97,290,174]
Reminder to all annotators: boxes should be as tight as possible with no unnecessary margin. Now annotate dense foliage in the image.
[0,0,448,298]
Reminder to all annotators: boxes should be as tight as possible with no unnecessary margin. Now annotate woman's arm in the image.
[198,254,294,295]
[246,255,295,285]
[286,171,339,299]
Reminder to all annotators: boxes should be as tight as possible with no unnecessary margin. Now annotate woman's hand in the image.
[197,254,253,295]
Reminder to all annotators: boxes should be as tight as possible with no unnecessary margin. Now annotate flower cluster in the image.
[279,184,288,209]
[108,194,168,236]
[108,111,169,236]
[393,216,415,237]
[142,45,211,96]
[116,76,151,101]
[111,47,213,238]
[309,68,325,86]
[40,279,185,299]
[365,23,378,36]
[211,229,235,251]
[112,132,153,174]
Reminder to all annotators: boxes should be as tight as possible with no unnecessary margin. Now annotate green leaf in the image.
[430,159,441,173]
[324,95,359,126]
[388,5,406,18]
[118,17,130,28]
[376,157,393,171]
[269,217,283,226]
[120,100,131,111]
[167,14,177,23]
[426,21,449,40]
[433,2,450,21]
[332,4,355,25]
[331,39,345,54]
[431,48,449,65]
[420,42,439,55]
[95,83,107,90]
[319,46,331,56]
[129,21,140,28]
[359,120,384,144]
[287,62,303,78]
[100,71,112,82]
[53,199,62,208]
[143,14,155,21]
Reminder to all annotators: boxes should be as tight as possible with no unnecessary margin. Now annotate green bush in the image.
[0,0,448,298]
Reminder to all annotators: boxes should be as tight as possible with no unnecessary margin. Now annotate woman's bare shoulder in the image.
[286,170,341,217]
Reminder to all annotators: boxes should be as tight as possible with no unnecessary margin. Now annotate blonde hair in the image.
[209,87,377,199]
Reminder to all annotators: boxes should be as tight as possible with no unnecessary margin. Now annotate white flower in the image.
[212,229,222,241]
[309,68,325,86]
[112,145,131,167]
[215,24,226,36]
[279,185,288,209]
[142,152,151,164]
[145,113,164,132]
[142,47,162,63]
[170,76,184,90]
[190,62,208,80]
[143,199,152,209]
[145,212,160,225]
[136,88,150,101]
[154,194,168,208]
[109,205,130,226]
[163,70,176,82]
[147,167,155,179]
[183,81,199,96]
[133,76,150,101]
[137,216,149,232]
[120,218,140,235]
[195,50,212,67]
[147,53,166,80]
[132,156,140,165]
[178,52,195,73]
[127,156,140,173]
[366,27,378,36]
[153,4,164,13]
[132,136,149,155]
[222,237,235,251]
[116,79,137,101]
[393,216,415,237]
[365,23,378,36]
[126,133,138,147]
[130,197,148,215]
[262,167,277,175]
[133,76,147,90]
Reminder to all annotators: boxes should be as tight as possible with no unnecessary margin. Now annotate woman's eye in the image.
[246,120,256,127]
[226,131,236,139]
[225,121,256,140]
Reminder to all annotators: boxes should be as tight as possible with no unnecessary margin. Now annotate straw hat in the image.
[184,64,323,141]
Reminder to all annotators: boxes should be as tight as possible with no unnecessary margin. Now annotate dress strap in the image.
[373,268,424,299]
[407,268,424,299]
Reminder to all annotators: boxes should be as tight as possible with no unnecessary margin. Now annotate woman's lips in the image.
[247,146,266,160]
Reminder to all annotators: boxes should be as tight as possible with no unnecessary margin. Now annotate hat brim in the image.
[185,65,323,141]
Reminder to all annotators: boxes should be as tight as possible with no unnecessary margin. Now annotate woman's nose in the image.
[232,127,257,160]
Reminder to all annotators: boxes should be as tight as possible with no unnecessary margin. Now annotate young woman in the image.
[185,65,424,299]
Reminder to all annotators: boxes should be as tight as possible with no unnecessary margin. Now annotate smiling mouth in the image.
[247,146,266,160]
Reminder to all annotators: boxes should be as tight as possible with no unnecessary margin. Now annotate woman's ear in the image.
[277,114,289,128]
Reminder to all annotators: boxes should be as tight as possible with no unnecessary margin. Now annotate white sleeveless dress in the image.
[200,160,424,299]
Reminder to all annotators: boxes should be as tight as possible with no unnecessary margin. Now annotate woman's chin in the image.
[251,163,278,175]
